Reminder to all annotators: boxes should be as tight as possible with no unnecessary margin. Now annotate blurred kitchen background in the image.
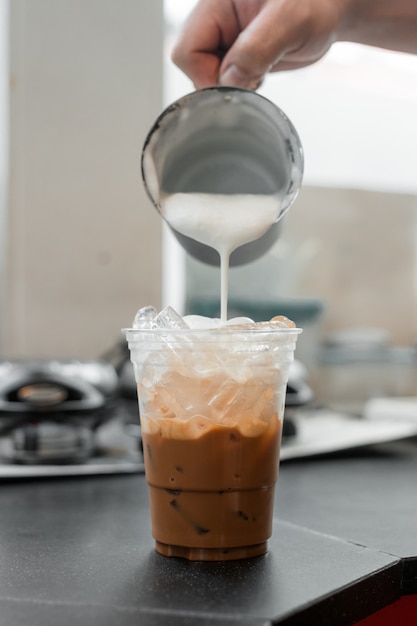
[1,0,417,410]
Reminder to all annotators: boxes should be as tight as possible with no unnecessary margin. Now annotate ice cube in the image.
[238,413,270,437]
[183,315,222,329]
[224,317,254,327]
[207,377,241,415]
[148,371,198,419]
[221,378,273,422]
[159,416,212,440]
[151,306,190,329]
[269,315,297,329]
[225,315,296,331]
[132,305,157,329]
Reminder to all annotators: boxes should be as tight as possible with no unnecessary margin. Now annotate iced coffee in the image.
[124,307,300,561]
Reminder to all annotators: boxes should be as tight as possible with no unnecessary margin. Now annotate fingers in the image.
[175,52,221,90]
[171,1,240,89]
[172,0,340,90]
[219,0,314,87]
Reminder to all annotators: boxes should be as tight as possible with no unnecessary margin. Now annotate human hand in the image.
[172,0,417,90]
[171,0,348,90]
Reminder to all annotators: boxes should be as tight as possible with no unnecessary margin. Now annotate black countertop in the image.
[0,439,416,625]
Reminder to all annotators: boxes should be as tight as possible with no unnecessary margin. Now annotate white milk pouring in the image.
[161,192,281,321]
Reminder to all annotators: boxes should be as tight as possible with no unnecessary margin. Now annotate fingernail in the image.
[220,64,254,89]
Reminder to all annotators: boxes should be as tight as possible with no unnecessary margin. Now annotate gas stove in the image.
[0,359,141,470]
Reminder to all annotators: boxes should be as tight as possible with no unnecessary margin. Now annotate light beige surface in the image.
[283,186,417,346]
[4,0,163,359]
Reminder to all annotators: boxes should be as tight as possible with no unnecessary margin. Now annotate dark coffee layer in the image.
[142,417,282,559]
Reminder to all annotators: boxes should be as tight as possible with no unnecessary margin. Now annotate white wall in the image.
[3,0,164,359]
[259,45,417,195]
[0,0,8,356]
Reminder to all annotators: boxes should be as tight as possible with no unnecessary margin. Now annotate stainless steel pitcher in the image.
[141,87,304,266]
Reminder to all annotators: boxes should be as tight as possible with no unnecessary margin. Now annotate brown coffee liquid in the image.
[142,415,282,561]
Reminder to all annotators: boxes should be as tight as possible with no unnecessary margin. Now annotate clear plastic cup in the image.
[123,325,301,561]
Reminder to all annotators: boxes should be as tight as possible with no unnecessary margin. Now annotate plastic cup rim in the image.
[121,327,303,336]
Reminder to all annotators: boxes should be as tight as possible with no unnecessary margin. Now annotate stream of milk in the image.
[161,193,280,321]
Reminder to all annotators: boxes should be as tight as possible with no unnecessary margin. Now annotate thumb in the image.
[219,1,303,88]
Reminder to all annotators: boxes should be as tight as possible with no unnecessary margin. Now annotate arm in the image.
[171,0,417,90]
[341,0,417,54]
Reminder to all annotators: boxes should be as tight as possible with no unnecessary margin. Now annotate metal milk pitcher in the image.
[141,87,304,266]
